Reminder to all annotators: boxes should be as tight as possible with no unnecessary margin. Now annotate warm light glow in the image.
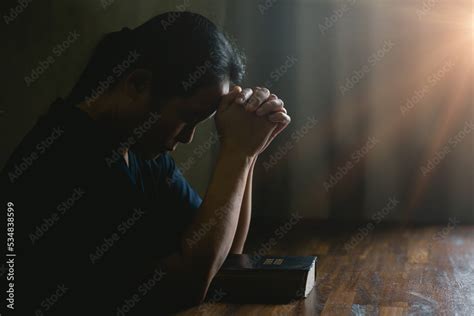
[400,0,473,215]
[471,15,474,37]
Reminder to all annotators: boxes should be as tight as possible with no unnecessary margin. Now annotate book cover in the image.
[206,254,317,304]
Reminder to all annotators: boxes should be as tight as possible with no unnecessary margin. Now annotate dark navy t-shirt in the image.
[0,99,202,314]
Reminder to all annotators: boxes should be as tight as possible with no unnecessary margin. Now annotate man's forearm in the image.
[178,147,253,288]
[230,157,256,253]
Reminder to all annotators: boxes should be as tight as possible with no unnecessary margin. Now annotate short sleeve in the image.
[166,154,202,210]
[148,153,202,226]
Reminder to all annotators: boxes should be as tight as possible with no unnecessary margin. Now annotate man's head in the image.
[69,12,245,159]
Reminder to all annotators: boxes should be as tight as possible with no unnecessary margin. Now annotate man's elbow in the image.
[168,253,221,307]
[188,255,222,303]
[176,239,231,305]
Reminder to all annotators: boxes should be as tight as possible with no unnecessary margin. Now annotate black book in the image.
[206,254,317,304]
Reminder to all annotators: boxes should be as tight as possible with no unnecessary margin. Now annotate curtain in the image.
[221,0,473,223]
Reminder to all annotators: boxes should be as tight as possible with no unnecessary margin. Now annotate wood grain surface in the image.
[176,220,473,315]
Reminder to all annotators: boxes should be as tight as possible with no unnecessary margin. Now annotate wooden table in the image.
[176,220,473,315]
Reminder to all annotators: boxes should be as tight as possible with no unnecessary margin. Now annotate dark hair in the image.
[67,11,245,106]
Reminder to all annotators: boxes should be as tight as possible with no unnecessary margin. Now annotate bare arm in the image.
[155,87,278,308]
[229,157,256,254]
[148,147,252,312]
[228,87,290,255]
[155,86,291,312]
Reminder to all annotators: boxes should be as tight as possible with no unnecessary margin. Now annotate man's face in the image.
[132,79,230,159]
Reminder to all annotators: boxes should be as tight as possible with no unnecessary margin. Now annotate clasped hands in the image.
[216,86,291,158]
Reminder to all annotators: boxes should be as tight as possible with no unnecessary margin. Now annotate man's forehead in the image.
[190,81,229,112]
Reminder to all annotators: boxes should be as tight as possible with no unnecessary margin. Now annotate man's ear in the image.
[124,69,152,99]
